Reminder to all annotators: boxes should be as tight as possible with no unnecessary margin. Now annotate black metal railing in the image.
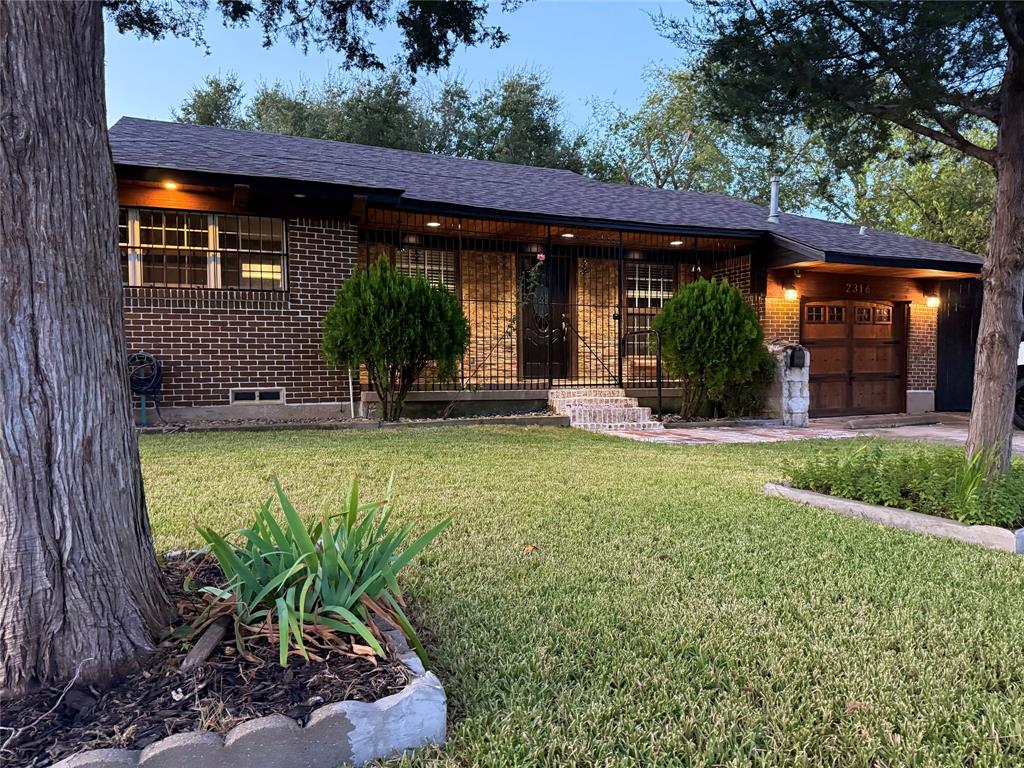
[356,210,751,394]
[620,328,663,420]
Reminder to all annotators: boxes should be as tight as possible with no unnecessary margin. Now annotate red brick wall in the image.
[123,218,357,407]
[907,302,938,390]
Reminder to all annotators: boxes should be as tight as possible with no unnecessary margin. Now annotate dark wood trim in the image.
[802,296,908,416]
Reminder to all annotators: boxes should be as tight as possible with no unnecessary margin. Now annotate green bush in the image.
[786,441,1024,529]
[652,277,770,417]
[322,257,469,420]
[196,477,450,667]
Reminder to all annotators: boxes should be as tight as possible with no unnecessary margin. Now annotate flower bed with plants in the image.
[784,440,1024,530]
[4,479,449,768]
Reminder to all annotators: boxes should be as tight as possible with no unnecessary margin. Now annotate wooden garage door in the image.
[801,299,907,417]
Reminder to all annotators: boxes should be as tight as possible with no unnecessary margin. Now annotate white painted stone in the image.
[764,482,1022,554]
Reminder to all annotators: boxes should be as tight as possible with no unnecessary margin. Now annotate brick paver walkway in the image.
[608,425,855,445]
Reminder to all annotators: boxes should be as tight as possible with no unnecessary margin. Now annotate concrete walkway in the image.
[608,412,1024,454]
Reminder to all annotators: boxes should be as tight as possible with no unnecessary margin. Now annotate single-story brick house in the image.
[109,117,983,420]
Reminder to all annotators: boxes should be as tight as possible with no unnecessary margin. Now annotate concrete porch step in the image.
[565,405,652,424]
[577,421,665,432]
[549,396,639,414]
[550,387,626,400]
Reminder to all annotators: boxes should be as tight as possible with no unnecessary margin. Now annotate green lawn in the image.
[141,427,1024,767]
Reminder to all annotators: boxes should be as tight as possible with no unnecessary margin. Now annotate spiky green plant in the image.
[196,477,449,667]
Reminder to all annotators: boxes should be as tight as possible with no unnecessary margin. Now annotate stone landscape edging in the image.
[51,628,446,768]
[139,414,568,434]
[764,482,1024,555]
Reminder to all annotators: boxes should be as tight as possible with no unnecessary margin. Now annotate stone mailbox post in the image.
[766,341,810,427]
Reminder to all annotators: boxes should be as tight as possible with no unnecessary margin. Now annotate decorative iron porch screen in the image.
[625,262,675,355]
[118,208,286,290]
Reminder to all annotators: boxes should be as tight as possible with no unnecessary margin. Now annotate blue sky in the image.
[104,1,691,130]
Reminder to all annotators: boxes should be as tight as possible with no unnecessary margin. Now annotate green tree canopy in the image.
[590,67,847,212]
[850,127,996,255]
[174,69,592,171]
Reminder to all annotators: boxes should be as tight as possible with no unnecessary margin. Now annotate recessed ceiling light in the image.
[162,181,178,190]
[560,232,574,239]
[670,240,683,246]
[426,221,441,228]
[294,193,306,198]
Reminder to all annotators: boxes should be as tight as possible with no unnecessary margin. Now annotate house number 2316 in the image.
[845,282,870,294]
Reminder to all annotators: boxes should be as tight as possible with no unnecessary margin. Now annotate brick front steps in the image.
[549,388,664,433]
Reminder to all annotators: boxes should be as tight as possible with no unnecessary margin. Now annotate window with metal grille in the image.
[626,263,674,355]
[119,207,286,290]
[218,215,286,290]
[395,247,457,290]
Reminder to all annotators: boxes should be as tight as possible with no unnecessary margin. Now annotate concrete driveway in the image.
[849,412,1024,456]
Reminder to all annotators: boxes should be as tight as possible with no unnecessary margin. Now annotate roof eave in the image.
[114,162,407,203]
[391,197,767,240]
[822,248,983,274]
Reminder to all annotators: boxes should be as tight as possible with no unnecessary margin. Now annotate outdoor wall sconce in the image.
[426,221,441,228]
[926,294,941,308]
[784,286,799,301]
[162,180,178,190]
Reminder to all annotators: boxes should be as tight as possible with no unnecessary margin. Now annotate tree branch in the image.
[854,102,998,166]
[837,1,991,138]
[996,1,1024,55]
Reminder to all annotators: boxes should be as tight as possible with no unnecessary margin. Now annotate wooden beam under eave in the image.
[232,183,250,208]
[350,194,368,226]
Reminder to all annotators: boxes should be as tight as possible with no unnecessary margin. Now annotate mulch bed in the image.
[1,557,411,767]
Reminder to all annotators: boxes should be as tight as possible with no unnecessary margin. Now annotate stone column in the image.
[766,341,810,427]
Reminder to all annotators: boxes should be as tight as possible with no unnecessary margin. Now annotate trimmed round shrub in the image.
[652,277,770,417]
[322,257,469,420]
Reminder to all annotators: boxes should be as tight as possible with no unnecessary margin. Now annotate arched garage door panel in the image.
[802,299,907,416]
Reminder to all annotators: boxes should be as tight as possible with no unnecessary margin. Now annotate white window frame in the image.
[120,207,286,291]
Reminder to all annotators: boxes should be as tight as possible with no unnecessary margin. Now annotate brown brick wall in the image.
[575,256,619,383]
[461,249,519,385]
[123,218,356,407]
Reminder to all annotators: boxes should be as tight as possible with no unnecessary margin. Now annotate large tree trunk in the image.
[0,1,173,695]
[967,28,1024,473]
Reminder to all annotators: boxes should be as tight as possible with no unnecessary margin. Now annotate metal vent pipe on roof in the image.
[767,176,780,224]
[859,226,868,235]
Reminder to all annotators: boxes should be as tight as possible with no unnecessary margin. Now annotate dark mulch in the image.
[1,557,411,768]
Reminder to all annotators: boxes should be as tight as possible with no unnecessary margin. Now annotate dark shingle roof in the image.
[109,117,981,270]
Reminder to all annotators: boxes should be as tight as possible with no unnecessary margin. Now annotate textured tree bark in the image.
[0,1,173,695]
[967,27,1024,473]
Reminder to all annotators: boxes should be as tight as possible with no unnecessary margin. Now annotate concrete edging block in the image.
[50,633,446,768]
[764,482,1023,555]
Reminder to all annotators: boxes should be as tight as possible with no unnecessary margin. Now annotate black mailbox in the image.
[787,346,807,369]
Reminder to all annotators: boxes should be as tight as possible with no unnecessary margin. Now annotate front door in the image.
[520,254,571,380]
[802,299,907,416]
